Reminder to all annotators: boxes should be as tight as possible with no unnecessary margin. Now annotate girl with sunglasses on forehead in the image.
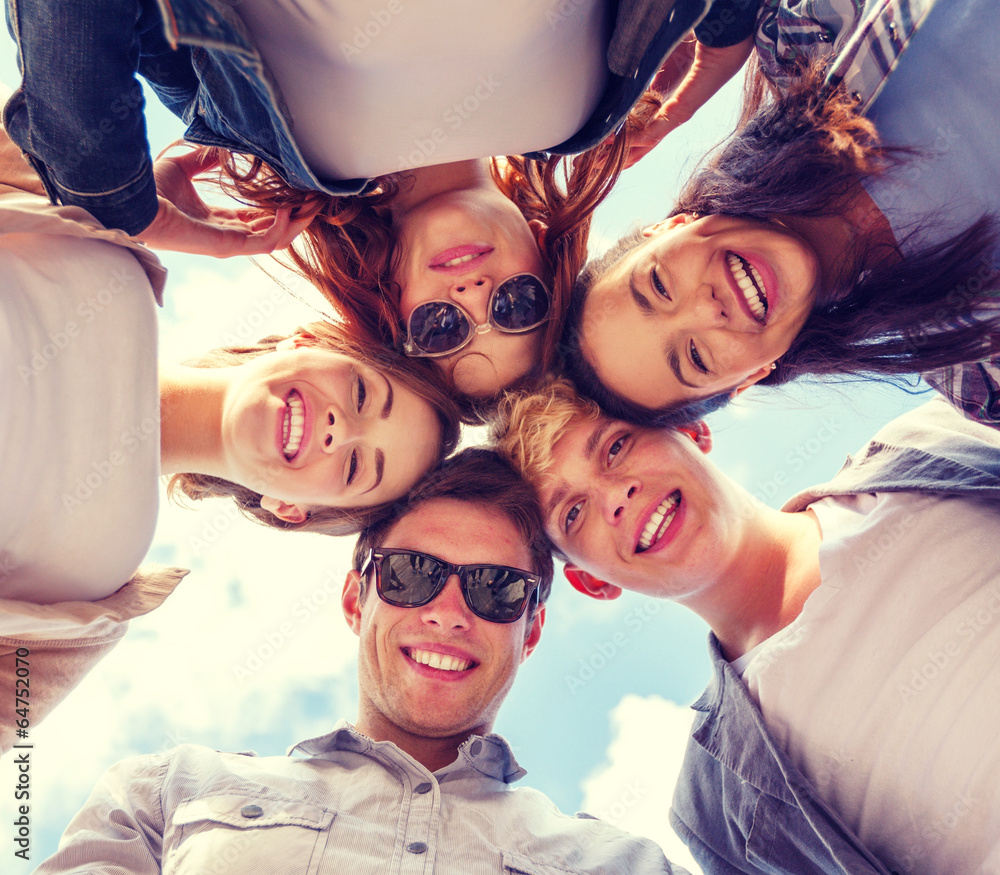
[209,130,653,414]
[563,0,1000,429]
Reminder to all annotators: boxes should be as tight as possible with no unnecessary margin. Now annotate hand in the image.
[623,35,755,169]
[135,148,312,257]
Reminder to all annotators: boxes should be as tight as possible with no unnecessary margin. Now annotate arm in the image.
[622,34,755,169]
[0,566,188,755]
[33,754,168,875]
[3,0,160,234]
[3,0,308,254]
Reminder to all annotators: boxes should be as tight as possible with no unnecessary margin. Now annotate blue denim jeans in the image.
[2,0,371,234]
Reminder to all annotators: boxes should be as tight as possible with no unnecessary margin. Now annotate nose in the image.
[684,281,727,328]
[601,478,640,525]
[449,275,493,325]
[419,574,472,629]
[320,405,362,453]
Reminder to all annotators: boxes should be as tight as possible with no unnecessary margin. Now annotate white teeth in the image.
[726,253,768,323]
[408,648,472,672]
[440,253,480,268]
[637,491,681,552]
[283,392,305,460]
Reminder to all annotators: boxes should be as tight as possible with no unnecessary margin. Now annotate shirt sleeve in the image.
[694,0,761,48]
[33,753,169,875]
[0,566,188,754]
[922,356,1000,428]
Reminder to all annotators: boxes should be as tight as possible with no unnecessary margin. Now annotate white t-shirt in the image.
[235,0,610,180]
[0,232,160,604]
[736,491,1000,875]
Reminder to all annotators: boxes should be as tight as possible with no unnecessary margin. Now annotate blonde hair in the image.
[491,376,601,487]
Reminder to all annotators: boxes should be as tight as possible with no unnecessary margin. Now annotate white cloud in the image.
[581,695,703,875]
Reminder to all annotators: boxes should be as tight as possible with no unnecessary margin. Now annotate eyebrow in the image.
[629,267,655,315]
[584,419,614,461]
[545,482,568,522]
[667,347,700,389]
[365,449,385,495]
[381,380,394,419]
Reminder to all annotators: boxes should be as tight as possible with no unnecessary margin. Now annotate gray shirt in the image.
[37,721,685,874]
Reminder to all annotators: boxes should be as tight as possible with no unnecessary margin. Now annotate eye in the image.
[689,340,708,374]
[356,375,367,413]
[564,501,583,535]
[347,449,358,485]
[651,267,670,300]
[607,434,629,463]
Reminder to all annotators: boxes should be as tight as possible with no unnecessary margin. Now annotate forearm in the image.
[3,0,159,233]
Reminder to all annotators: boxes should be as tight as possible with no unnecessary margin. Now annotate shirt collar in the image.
[287,719,527,784]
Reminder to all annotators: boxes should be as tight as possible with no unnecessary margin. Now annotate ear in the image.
[676,420,712,454]
[275,332,314,352]
[259,495,310,524]
[642,213,696,237]
[564,565,622,600]
[520,603,545,663]
[731,365,774,396]
[342,570,363,636]
[527,219,548,250]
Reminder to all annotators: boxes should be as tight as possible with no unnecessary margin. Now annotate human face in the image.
[220,339,442,520]
[395,189,547,397]
[580,214,821,409]
[540,415,747,598]
[343,498,544,742]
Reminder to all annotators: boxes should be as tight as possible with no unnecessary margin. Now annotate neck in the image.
[684,506,823,662]
[353,706,485,773]
[159,364,229,477]
[391,158,496,215]
[780,181,900,299]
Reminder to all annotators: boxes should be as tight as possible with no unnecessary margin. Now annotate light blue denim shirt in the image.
[36,721,689,875]
[671,399,1000,874]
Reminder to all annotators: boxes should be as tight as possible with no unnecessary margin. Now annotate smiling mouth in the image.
[405,647,475,672]
[282,390,305,461]
[726,252,768,323]
[636,490,681,553]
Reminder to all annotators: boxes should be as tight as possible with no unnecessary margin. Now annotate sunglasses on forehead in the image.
[401,274,551,358]
[361,548,540,623]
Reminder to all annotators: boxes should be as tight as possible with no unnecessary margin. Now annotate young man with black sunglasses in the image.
[34,449,687,875]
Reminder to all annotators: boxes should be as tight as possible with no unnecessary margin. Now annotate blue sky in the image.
[0,39,927,874]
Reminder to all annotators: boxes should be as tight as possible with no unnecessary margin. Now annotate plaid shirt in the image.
[756,0,935,111]
[758,0,1000,429]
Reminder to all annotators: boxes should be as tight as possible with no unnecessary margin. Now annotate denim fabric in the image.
[671,399,1000,874]
[3,0,710,234]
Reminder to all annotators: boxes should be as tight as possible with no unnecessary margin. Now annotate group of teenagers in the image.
[2,0,1000,872]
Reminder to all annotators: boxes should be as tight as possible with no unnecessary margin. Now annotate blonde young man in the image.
[493,377,1000,875]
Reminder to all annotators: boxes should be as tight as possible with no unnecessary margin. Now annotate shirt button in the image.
[240,804,264,819]
[470,740,483,756]
[414,782,432,794]
[407,842,428,854]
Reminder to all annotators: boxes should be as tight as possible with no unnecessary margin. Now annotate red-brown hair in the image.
[208,96,659,402]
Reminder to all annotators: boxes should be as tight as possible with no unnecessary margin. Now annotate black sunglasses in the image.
[401,274,551,358]
[362,548,540,623]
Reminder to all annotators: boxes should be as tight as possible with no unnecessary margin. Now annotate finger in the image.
[169,146,222,176]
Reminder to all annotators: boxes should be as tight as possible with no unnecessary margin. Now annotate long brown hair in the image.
[562,67,1000,426]
[167,321,462,536]
[209,97,659,401]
